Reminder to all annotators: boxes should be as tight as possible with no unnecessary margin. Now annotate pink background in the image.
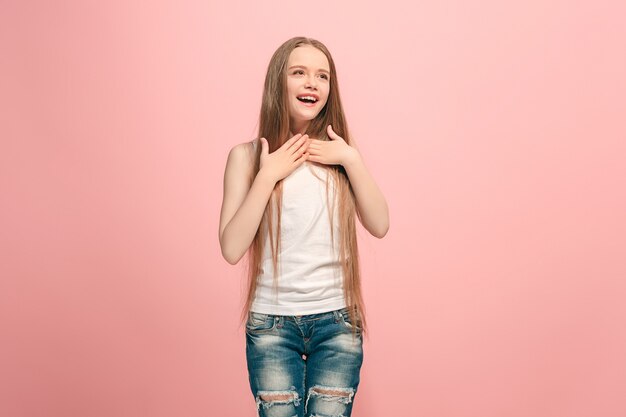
[2,1,625,416]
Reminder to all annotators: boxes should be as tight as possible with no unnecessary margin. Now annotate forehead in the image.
[287,45,330,71]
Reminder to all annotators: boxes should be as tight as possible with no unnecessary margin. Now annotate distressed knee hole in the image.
[255,388,301,410]
[260,393,293,402]
[305,385,355,412]
[310,387,351,398]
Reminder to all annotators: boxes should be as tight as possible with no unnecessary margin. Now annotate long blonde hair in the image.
[243,36,366,336]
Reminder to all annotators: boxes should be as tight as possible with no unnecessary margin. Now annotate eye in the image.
[320,74,329,80]
[294,70,304,75]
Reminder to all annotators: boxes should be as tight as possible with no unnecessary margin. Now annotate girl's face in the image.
[285,45,330,132]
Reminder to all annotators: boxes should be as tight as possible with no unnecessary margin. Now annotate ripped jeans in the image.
[246,306,364,417]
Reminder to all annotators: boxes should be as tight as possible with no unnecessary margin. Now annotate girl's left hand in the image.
[308,125,358,166]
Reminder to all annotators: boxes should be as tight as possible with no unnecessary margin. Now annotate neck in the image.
[289,119,310,136]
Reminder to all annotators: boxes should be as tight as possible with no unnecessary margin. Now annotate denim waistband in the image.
[275,306,350,322]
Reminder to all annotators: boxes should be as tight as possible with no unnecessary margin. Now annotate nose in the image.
[305,75,318,89]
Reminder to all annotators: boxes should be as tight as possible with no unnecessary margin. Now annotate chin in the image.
[293,112,318,122]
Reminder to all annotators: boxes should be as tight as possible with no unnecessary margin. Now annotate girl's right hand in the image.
[259,133,310,183]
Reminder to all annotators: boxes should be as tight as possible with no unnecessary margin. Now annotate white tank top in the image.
[250,139,346,315]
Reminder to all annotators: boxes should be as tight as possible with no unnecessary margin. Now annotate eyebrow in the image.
[288,65,330,75]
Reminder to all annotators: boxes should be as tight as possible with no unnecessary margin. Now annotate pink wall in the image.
[2,1,625,416]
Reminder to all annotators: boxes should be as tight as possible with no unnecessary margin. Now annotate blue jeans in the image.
[246,306,364,417]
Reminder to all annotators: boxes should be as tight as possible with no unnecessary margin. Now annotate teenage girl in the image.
[218,36,389,417]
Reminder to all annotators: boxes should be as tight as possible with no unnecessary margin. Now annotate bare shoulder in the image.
[226,140,256,170]
[223,140,258,189]
[347,134,360,151]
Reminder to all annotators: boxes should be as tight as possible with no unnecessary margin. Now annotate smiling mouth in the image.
[297,97,318,107]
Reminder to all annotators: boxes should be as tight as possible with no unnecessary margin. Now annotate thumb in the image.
[327,124,337,140]
[260,137,268,156]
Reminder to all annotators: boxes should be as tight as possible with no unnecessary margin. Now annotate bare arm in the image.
[219,135,310,264]
[343,151,389,238]
[307,124,389,239]
[219,143,275,264]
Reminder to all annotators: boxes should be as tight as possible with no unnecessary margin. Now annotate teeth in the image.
[298,96,317,102]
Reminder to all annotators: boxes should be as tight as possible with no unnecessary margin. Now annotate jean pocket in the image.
[339,308,363,332]
[246,312,276,334]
